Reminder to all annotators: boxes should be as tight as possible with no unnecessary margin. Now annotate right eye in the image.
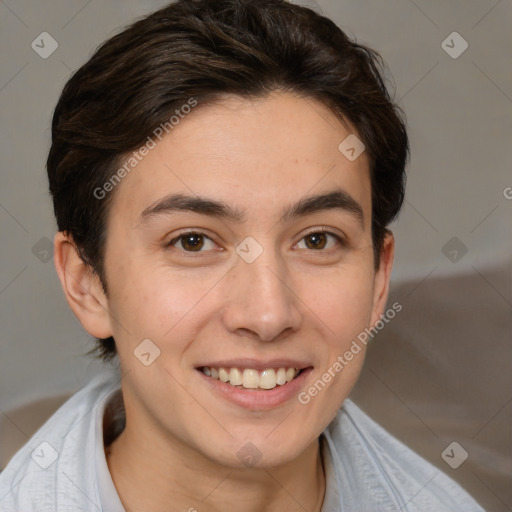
[166,231,218,253]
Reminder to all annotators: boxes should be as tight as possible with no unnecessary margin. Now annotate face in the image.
[80,92,392,468]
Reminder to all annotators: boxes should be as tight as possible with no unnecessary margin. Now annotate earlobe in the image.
[53,232,113,339]
[369,232,395,327]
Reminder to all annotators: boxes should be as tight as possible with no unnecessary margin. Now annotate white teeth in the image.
[276,367,287,385]
[229,368,243,386]
[201,366,300,390]
[259,369,277,389]
[242,369,259,389]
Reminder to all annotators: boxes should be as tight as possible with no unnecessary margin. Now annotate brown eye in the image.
[305,232,327,249]
[168,232,216,252]
[180,233,204,251]
[296,231,344,251]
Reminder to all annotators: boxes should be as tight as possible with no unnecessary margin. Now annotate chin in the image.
[197,425,317,470]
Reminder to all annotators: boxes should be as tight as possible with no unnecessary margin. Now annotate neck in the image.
[105,407,326,512]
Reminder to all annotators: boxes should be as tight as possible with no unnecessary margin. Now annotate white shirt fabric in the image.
[0,368,484,512]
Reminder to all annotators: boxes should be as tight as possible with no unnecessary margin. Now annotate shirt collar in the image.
[320,432,342,511]
[95,388,126,512]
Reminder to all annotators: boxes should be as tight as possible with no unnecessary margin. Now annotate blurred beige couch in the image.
[352,263,512,511]
[1,265,511,510]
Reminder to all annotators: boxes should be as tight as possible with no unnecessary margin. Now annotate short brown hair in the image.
[47,0,408,360]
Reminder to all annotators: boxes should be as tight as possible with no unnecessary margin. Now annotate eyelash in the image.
[166,228,346,255]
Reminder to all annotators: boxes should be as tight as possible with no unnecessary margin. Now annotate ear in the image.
[53,232,113,339]
[369,231,395,327]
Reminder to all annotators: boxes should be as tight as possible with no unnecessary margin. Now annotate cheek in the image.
[297,272,374,422]
[306,268,375,342]
[106,259,220,350]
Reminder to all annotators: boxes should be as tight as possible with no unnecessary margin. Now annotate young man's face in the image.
[69,92,393,468]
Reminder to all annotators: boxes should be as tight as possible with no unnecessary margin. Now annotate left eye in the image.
[295,231,342,250]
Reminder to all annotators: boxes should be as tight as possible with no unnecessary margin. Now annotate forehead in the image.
[107,92,372,227]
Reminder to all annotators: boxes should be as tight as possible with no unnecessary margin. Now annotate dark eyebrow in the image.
[280,189,364,226]
[137,189,364,227]
[137,194,247,225]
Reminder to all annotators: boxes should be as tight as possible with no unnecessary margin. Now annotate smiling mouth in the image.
[198,366,305,391]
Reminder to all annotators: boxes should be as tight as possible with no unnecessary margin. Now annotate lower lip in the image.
[197,368,313,411]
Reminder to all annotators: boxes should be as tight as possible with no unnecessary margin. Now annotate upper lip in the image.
[196,358,312,371]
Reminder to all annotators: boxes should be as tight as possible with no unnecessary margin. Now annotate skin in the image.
[54,91,394,512]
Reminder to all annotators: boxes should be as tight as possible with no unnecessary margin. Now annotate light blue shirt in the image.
[0,369,484,511]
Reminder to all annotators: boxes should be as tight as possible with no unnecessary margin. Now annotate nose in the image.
[221,246,303,343]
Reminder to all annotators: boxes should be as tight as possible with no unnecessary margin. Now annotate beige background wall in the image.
[0,0,511,509]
